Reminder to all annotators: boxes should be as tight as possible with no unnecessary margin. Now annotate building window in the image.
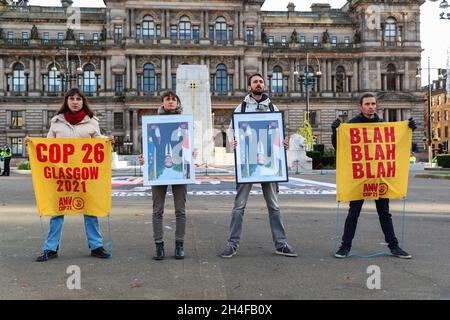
[143,63,155,94]
[170,25,177,40]
[156,25,161,40]
[246,27,254,43]
[344,36,350,47]
[310,111,318,126]
[114,26,122,42]
[268,36,274,46]
[386,63,396,91]
[216,64,227,95]
[22,32,28,43]
[210,75,214,93]
[299,36,305,47]
[228,75,234,93]
[48,68,61,92]
[172,73,177,91]
[331,36,337,47]
[57,32,64,42]
[313,36,319,47]
[7,31,13,42]
[193,25,200,43]
[209,25,214,40]
[47,110,56,125]
[115,74,123,94]
[271,66,283,93]
[179,16,191,40]
[336,66,345,93]
[93,33,99,43]
[143,16,154,39]
[13,63,25,93]
[10,137,23,156]
[388,109,398,122]
[43,32,50,43]
[281,36,287,47]
[114,112,124,129]
[384,17,397,43]
[11,111,23,128]
[83,64,96,95]
[79,33,85,44]
[215,17,227,41]
[228,27,233,42]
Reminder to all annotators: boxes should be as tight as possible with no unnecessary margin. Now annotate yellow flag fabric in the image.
[336,121,411,202]
[27,138,111,217]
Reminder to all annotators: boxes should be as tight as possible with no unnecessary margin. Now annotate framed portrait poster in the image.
[232,111,288,184]
[142,114,195,186]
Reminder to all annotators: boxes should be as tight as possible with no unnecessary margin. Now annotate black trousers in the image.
[341,198,399,248]
[2,157,10,175]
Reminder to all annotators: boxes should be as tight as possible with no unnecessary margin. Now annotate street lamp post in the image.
[54,47,83,92]
[293,52,322,151]
[416,57,445,166]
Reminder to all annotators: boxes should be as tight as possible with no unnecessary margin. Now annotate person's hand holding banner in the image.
[27,138,112,217]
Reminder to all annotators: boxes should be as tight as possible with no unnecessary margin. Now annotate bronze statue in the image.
[30,25,39,40]
[290,29,298,44]
[322,29,330,44]
[65,28,75,41]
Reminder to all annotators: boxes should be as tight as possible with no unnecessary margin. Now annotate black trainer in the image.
[334,246,351,258]
[36,250,58,262]
[174,241,185,259]
[91,246,110,259]
[154,241,165,260]
[390,246,412,259]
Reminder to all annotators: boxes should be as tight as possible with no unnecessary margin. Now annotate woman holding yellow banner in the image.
[35,88,112,262]
[331,93,416,259]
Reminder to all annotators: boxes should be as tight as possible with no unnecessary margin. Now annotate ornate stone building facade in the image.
[0,0,425,158]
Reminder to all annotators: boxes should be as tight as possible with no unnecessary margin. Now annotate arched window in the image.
[387,63,396,91]
[143,63,155,93]
[179,16,191,40]
[336,66,345,93]
[215,17,227,41]
[216,64,227,95]
[48,66,61,93]
[384,17,396,43]
[271,66,283,93]
[13,63,25,92]
[83,64,96,95]
[143,16,155,39]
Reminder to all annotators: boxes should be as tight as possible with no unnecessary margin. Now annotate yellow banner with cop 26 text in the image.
[27,138,111,217]
[336,121,411,202]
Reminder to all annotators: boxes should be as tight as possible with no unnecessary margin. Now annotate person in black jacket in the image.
[331,93,417,259]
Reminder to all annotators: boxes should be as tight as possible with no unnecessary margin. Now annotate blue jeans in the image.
[227,183,288,249]
[43,215,104,251]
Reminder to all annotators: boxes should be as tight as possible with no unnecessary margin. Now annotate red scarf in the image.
[64,110,86,125]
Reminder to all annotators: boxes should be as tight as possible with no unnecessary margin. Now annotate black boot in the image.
[175,241,185,259]
[154,241,165,260]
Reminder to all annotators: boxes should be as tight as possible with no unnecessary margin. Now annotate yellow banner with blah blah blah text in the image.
[27,138,111,217]
[336,121,412,202]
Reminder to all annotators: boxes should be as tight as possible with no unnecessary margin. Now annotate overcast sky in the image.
[26,0,450,84]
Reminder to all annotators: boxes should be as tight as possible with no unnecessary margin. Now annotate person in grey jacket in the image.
[139,91,196,260]
[220,73,297,258]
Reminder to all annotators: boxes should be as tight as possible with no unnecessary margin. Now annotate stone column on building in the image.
[396,109,402,121]
[126,56,131,90]
[36,56,41,92]
[234,10,239,40]
[0,57,4,93]
[240,57,245,90]
[107,110,113,131]
[376,61,381,90]
[29,57,35,91]
[239,12,244,40]
[320,61,326,93]
[263,58,268,86]
[327,60,332,91]
[125,108,131,139]
[363,59,369,90]
[289,59,295,93]
[161,9,166,39]
[132,109,139,153]
[205,11,209,39]
[352,61,358,93]
[106,56,112,91]
[161,56,166,90]
[101,58,106,93]
[384,109,389,122]
[131,55,136,90]
[167,56,172,89]
[396,74,400,91]
[404,61,409,90]
[166,10,171,39]
[200,11,205,39]
[234,57,239,92]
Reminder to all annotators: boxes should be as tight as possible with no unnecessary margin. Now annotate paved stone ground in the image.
[0,172,449,300]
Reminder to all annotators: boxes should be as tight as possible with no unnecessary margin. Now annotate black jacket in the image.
[331,113,384,150]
